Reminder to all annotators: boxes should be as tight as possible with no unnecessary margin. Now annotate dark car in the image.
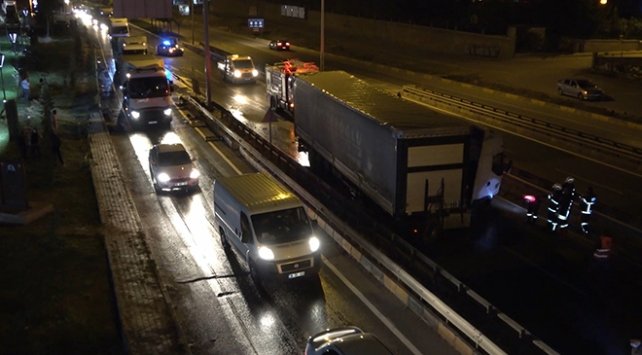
[156,37,184,57]
[269,39,290,51]
[148,143,199,193]
[305,327,393,355]
[557,78,605,101]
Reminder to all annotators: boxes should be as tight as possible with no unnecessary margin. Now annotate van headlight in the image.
[163,108,172,116]
[252,69,259,77]
[233,70,241,78]
[131,110,140,119]
[309,236,320,252]
[157,172,170,183]
[189,169,200,179]
[258,246,275,260]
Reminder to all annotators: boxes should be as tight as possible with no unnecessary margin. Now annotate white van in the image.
[214,172,321,285]
[108,17,129,39]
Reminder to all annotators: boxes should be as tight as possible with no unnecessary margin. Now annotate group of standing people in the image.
[524,176,597,235]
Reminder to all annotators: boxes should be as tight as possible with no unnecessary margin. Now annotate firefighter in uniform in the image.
[579,186,596,235]
[547,184,563,232]
[524,194,540,224]
[557,177,576,231]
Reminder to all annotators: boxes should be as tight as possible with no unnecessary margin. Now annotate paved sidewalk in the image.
[87,112,182,354]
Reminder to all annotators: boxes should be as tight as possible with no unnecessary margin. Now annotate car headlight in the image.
[131,110,140,119]
[157,172,170,183]
[252,69,259,77]
[169,47,175,53]
[163,108,172,116]
[258,246,275,260]
[309,236,320,252]
[233,70,241,78]
[189,169,200,179]
[122,43,126,47]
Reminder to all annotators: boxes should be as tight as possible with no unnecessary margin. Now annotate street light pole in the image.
[0,53,6,102]
[191,0,195,45]
[203,0,212,104]
[320,0,325,71]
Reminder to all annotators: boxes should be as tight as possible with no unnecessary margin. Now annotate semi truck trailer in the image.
[292,71,507,235]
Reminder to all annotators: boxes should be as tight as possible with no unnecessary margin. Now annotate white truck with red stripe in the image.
[265,59,318,116]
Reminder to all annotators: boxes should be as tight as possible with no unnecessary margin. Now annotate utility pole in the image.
[203,0,212,104]
[320,0,325,71]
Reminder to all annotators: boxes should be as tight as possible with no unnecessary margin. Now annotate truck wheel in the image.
[219,228,229,249]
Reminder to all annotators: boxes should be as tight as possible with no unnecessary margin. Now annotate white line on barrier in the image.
[194,127,243,175]
[322,255,424,355]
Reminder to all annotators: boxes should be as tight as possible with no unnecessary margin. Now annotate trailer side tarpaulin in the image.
[114,0,172,19]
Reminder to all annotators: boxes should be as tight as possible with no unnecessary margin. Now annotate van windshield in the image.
[232,59,254,69]
[252,207,311,245]
[128,77,169,98]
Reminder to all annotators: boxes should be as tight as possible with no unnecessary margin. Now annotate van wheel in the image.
[219,228,229,249]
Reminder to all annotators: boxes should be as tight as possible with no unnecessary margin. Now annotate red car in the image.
[269,39,290,51]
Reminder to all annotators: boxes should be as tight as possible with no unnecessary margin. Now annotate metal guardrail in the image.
[177,93,557,355]
[402,85,642,175]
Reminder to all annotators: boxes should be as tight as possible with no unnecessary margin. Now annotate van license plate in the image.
[288,271,305,279]
[148,121,158,124]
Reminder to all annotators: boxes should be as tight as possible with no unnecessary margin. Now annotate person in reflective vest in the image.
[547,184,563,232]
[558,177,576,230]
[579,186,596,235]
[524,194,540,224]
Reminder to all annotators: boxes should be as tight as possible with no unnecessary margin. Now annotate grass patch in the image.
[0,110,123,354]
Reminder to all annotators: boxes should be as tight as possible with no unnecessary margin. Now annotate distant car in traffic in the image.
[148,143,199,193]
[156,37,184,57]
[557,78,605,101]
[269,39,290,51]
[305,327,393,355]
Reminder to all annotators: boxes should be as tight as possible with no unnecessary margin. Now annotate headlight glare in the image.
[189,169,200,179]
[258,246,274,260]
[309,236,320,252]
[131,110,140,119]
[157,173,170,183]
[163,108,172,116]
[252,69,259,77]
[233,70,241,78]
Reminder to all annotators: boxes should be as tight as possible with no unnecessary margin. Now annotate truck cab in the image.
[214,172,321,286]
[219,54,258,83]
[119,57,173,129]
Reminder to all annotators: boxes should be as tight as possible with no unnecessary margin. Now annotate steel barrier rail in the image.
[402,85,642,174]
[178,94,557,354]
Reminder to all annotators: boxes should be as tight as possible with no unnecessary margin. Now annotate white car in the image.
[148,144,199,193]
[557,78,605,101]
[305,327,393,355]
[121,35,148,55]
